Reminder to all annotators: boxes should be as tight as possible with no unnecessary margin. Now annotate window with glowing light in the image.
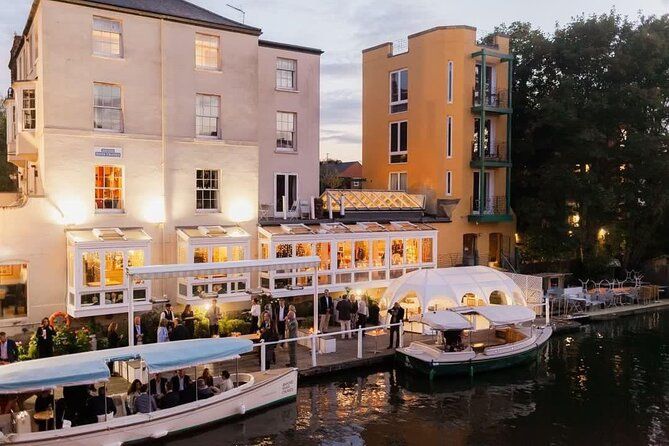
[391,239,404,266]
[421,238,433,263]
[127,250,144,284]
[372,240,386,267]
[316,242,331,270]
[195,33,219,70]
[0,263,28,319]
[94,165,123,211]
[83,252,101,287]
[354,240,369,268]
[193,247,208,263]
[405,238,419,264]
[104,251,124,286]
[336,241,352,269]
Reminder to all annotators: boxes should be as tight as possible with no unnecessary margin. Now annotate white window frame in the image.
[22,89,35,130]
[446,116,453,158]
[274,172,299,216]
[389,68,408,113]
[195,33,220,71]
[446,171,452,196]
[94,165,124,213]
[92,16,123,58]
[447,61,454,103]
[389,120,407,164]
[276,111,297,152]
[93,83,123,132]
[389,172,407,191]
[195,168,220,212]
[276,57,297,90]
[195,94,220,138]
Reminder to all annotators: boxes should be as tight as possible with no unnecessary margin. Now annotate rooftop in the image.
[321,190,425,212]
[66,227,151,244]
[260,221,436,237]
[177,226,250,239]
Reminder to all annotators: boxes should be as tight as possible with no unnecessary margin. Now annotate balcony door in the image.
[463,233,478,266]
[472,171,492,213]
[473,118,492,156]
[275,173,298,217]
[474,64,494,98]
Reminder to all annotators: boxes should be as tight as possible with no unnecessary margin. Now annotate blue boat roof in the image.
[0,338,253,394]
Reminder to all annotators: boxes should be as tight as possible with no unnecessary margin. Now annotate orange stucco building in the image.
[362,26,517,268]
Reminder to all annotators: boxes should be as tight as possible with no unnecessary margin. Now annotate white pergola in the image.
[126,257,321,346]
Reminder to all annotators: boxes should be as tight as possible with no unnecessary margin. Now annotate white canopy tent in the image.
[380,266,527,314]
[125,257,321,346]
[421,311,473,331]
[466,305,535,326]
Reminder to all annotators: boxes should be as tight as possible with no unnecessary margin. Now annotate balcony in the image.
[471,89,512,114]
[468,196,512,222]
[470,141,510,167]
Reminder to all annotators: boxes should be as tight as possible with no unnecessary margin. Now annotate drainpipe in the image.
[160,18,167,296]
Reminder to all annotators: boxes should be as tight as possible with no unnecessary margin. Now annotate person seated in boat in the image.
[0,395,18,415]
[63,384,90,426]
[34,390,54,431]
[159,381,180,409]
[149,373,168,404]
[196,378,217,399]
[86,387,116,422]
[199,368,214,387]
[443,331,464,352]
[134,384,157,414]
[219,370,234,392]
[126,379,142,415]
[170,369,192,393]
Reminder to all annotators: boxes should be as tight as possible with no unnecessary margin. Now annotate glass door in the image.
[275,173,298,216]
[472,171,491,213]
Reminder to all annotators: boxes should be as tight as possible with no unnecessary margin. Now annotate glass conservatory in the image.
[176,226,251,304]
[66,228,152,317]
[258,221,437,296]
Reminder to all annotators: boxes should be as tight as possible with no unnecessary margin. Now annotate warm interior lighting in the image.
[514,233,521,244]
[597,227,608,242]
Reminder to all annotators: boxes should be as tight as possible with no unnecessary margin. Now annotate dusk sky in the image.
[2,0,668,161]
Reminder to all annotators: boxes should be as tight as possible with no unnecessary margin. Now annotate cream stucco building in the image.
[0,0,321,330]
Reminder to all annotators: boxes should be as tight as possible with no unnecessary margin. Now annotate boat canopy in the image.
[420,311,473,331]
[0,338,253,394]
[469,305,536,325]
[380,266,527,313]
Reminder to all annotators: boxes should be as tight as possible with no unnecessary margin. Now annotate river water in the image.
[161,310,669,446]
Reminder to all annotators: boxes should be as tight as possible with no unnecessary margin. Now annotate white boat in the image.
[396,305,552,378]
[0,338,297,445]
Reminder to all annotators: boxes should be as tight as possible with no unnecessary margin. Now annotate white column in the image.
[260,341,266,372]
[283,196,288,220]
[357,327,363,358]
[310,195,316,219]
[128,275,135,347]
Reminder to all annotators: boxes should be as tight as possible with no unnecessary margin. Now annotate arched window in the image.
[489,290,507,305]
[462,293,485,307]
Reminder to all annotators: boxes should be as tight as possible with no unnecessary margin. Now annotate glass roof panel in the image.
[320,190,425,211]
[280,224,314,234]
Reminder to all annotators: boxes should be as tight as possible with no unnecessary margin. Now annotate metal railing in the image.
[439,252,491,267]
[471,196,508,215]
[471,141,508,162]
[472,89,509,108]
[254,322,403,372]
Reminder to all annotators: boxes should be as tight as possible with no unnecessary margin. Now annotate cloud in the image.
[321,89,361,126]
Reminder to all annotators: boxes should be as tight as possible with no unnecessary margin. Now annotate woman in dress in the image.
[107,321,120,348]
[126,379,142,415]
[181,304,195,339]
[35,317,56,358]
[199,368,214,387]
[157,319,170,343]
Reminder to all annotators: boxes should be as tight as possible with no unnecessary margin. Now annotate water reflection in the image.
[159,310,669,446]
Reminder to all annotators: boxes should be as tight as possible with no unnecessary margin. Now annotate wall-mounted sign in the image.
[93,147,123,158]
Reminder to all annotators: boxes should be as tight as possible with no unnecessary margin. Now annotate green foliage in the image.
[0,105,17,192]
[18,335,37,361]
[319,159,344,193]
[53,326,92,356]
[493,14,669,272]
[220,319,251,336]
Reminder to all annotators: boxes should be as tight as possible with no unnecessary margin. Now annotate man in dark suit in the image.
[36,318,56,358]
[160,381,180,409]
[133,316,145,345]
[318,289,334,333]
[273,298,289,344]
[149,373,168,400]
[171,318,189,341]
[170,369,191,393]
[86,387,116,419]
[0,332,19,363]
[387,302,405,349]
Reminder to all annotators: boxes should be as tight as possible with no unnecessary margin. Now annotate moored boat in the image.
[396,305,552,378]
[0,338,297,445]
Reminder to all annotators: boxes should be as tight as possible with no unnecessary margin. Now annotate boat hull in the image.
[396,327,552,378]
[2,368,297,446]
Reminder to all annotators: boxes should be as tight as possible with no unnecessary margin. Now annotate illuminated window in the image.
[127,249,145,284]
[22,89,35,130]
[296,243,313,257]
[276,112,296,151]
[390,69,408,113]
[196,169,219,211]
[354,240,369,268]
[196,94,220,138]
[276,58,296,90]
[0,263,28,319]
[83,252,100,287]
[391,239,404,266]
[422,238,433,263]
[337,241,352,269]
[93,17,122,57]
[93,83,122,131]
[275,244,292,258]
[405,238,419,264]
[94,165,123,212]
[212,246,228,262]
[316,242,331,270]
[372,240,386,267]
[193,247,208,263]
[231,246,244,261]
[195,33,219,70]
[104,251,124,286]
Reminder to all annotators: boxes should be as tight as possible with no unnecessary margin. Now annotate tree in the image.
[496,13,669,274]
[0,103,17,192]
[319,159,344,193]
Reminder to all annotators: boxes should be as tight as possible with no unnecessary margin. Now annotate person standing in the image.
[0,331,19,363]
[259,322,279,369]
[171,318,189,341]
[250,298,261,334]
[356,297,369,335]
[285,310,299,367]
[160,303,175,331]
[336,297,352,340]
[133,316,145,345]
[180,304,195,339]
[106,322,120,349]
[157,319,169,343]
[318,289,334,333]
[274,298,288,345]
[349,294,358,329]
[207,299,221,337]
[387,302,405,349]
[36,318,56,358]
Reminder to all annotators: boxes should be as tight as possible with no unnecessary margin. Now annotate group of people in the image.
[124,303,196,345]
[249,297,299,369]
[318,289,381,340]
[126,368,234,414]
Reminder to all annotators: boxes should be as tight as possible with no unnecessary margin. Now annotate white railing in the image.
[254,322,403,372]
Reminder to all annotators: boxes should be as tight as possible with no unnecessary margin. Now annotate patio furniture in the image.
[298,200,310,219]
[258,204,271,221]
[287,200,299,220]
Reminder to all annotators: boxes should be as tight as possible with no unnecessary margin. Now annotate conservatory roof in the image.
[67,228,152,244]
[260,221,435,237]
[321,190,425,212]
[177,226,250,239]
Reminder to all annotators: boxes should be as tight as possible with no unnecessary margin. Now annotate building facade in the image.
[0,0,321,329]
[362,26,517,270]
